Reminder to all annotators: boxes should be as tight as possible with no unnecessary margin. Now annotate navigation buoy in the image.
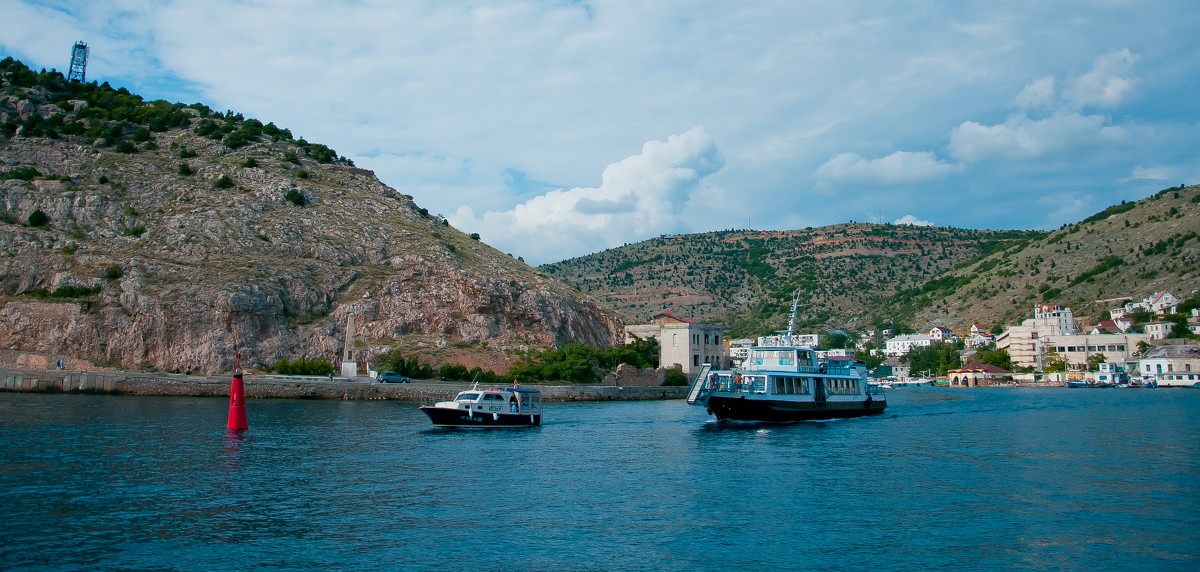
[227,353,248,431]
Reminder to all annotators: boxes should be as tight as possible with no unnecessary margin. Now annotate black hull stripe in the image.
[706,396,886,422]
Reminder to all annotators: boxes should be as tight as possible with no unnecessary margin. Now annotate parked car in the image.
[379,371,410,383]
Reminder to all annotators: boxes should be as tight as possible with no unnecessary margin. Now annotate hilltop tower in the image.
[341,307,358,378]
[68,41,88,83]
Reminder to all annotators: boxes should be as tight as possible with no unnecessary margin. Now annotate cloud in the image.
[950,49,1139,163]
[814,151,963,186]
[893,214,934,226]
[1063,49,1137,109]
[1012,77,1056,111]
[451,127,723,265]
[948,112,1122,162]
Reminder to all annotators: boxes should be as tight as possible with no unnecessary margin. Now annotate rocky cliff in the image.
[0,70,623,374]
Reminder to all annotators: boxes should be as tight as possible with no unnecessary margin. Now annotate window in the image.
[705,334,710,344]
[693,355,700,367]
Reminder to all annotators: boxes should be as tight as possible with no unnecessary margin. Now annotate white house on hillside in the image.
[885,333,933,356]
[929,326,955,342]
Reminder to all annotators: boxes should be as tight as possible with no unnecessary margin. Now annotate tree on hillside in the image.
[1086,353,1108,371]
[978,347,1013,371]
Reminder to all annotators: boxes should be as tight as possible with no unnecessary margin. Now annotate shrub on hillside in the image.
[27,210,48,227]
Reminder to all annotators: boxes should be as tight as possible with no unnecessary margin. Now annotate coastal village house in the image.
[727,338,754,368]
[1111,290,1180,318]
[1143,321,1174,340]
[967,324,995,349]
[883,333,933,356]
[1138,344,1200,386]
[997,304,1078,370]
[946,363,1013,387]
[1044,333,1152,371]
[624,311,726,376]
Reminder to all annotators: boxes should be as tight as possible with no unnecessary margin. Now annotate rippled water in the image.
[1,388,1197,571]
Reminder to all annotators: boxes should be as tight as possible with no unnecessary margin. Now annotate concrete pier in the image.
[0,367,687,402]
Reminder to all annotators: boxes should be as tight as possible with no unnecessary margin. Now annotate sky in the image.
[3,1,1199,265]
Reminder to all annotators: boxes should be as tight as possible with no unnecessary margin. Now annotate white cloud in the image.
[814,151,963,186]
[893,214,934,226]
[948,112,1122,162]
[1064,49,1137,109]
[1012,77,1056,110]
[451,127,723,265]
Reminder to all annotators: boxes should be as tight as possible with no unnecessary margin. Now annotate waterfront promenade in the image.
[0,367,687,402]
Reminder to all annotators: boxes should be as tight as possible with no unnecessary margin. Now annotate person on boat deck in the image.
[510,398,518,413]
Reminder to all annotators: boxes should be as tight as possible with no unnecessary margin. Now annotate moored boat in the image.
[420,386,542,428]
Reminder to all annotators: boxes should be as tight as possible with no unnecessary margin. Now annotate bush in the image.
[122,225,145,237]
[297,170,309,179]
[178,163,193,176]
[241,157,258,168]
[106,264,123,281]
[663,368,689,386]
[469,233,481,240]
[27,210,49,227]
[1,166,41,180]
[178,148,197,159]
[273,357,334,376]
[115,140,137,153]
[284,189,306,206]
[213,174,233,189]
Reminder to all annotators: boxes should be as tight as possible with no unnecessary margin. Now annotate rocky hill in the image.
[883,185,1200,332]
[544,189,1199,339]
[0,59,623,375]
[543,224,1040,337]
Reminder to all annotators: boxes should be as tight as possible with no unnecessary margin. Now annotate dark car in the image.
[379,371,410,383]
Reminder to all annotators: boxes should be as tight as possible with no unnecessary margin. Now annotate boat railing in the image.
[867,384,887,396]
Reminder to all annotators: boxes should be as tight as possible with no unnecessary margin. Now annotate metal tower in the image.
[68,41,88,83]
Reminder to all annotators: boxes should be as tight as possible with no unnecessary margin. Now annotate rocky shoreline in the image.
[0,367,689,402]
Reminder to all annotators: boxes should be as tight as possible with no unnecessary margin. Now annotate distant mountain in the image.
[0,58,622,374]
[882,185,1200,332]
[542,224,1040,337]
[544,188,1199,339]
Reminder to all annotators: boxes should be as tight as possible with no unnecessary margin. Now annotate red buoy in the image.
[227,353,248,430]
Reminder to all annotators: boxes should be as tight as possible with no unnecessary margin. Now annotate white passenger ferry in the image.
[420,386,542,428]
[687,346,886,422]
[685,291,886,422]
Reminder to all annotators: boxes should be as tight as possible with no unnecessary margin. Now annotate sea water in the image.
[1,388,1197,571]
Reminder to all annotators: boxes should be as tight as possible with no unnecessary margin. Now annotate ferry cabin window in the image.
[796,352,813,367]
[455,393,480,402]
[771,376,812,394]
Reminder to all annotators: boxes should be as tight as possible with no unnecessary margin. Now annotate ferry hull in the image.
[420,406,541,428]
[705,395,886,422]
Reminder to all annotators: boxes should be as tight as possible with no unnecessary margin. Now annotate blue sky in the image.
[4,1,1199,265]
